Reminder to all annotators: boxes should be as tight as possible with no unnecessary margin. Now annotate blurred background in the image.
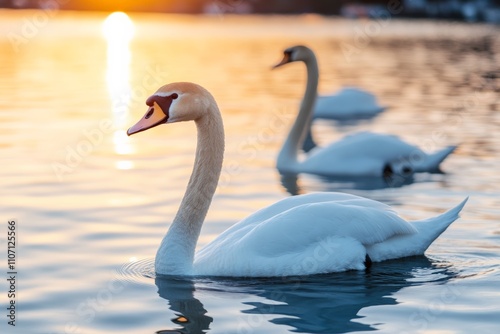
[1,0,500,22]
[1,1,499,334]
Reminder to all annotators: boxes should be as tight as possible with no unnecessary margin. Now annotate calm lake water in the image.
[1,10,499,334]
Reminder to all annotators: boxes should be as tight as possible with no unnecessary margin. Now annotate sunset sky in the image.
[62,0,203,12]
[1,0,347,14]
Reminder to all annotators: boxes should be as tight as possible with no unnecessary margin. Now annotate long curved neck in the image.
[156,104,224,275]
[277,53,319,170]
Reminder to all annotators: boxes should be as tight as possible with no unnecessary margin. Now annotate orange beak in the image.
[127,101,168,136]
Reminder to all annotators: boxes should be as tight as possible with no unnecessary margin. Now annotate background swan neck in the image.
[278,53,319,169]
[156,103,225,275]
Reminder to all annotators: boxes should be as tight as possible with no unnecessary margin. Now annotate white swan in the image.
[314,87,386,121]
[304,87,386,152]
[274,45,457,177]
[127,81,468,277]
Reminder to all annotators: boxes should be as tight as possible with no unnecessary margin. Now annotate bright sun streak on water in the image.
[102,12,135,42]
[102,12,135,159]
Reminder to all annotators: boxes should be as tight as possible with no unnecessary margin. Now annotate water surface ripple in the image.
[0,11,499,334]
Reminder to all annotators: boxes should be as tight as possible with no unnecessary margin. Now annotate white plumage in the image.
[127,81,468,278]
[274,45,456,177]
[194,192,467,276]
[301,131,456,176]
[314,87,386,121]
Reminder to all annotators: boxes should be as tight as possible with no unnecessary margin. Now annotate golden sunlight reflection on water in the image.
[103,12,135,159]
[0,11,499,334]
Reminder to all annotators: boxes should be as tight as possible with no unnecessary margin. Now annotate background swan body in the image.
[303,87,386,152]
[127,81,467,278]
[274,45,456,177]
[314,87,386,120]
[302,131,456,177]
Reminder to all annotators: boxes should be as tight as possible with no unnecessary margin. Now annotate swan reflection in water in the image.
[154,256,458,334]
[155,277,213,334]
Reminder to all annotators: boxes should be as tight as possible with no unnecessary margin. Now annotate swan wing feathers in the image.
[196,193,363,257]
[310,132,422,160]
[195,193,416,276]
[199,192,395,247]
[315,88,383,118]
[237,201,416,256]
[302,132,424,176]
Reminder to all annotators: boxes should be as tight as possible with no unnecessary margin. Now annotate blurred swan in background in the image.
[302,87,387,152]
[273,45,457,178]
[126,81,468,277]
[303,87,387,152]
[314,86,386,121]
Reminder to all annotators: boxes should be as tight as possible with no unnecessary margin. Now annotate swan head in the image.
[127,82,215,136]
[273,45,314,68]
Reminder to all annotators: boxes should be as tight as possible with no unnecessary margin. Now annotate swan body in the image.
[314,87,386,120]
[127,81,467,277]
[194,192,467,277]
[301,131,456,177]
[274,45,456,177]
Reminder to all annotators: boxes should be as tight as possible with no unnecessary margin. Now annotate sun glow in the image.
[102,12,135,159]
[102,11,135,44]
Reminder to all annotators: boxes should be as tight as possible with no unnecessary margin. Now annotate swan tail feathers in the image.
[411,197,468,251]
[435,196,468,224]
[368,197,468,262]
[417,145,457,172]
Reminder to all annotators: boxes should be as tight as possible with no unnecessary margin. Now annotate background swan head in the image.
[273,45,315,68]
[127,82,216,136]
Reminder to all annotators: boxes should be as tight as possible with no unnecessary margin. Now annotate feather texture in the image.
[127,82,468,278]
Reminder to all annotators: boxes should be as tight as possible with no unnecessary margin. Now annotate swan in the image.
[314,87,386,121]
[274,45,457,177]
[127,81,468,277]
[304,87,386,152]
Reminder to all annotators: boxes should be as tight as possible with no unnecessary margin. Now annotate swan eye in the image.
[171,93,178,99]
[145,108,154,119]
